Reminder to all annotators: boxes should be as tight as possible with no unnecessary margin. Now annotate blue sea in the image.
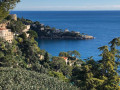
[11,11,120,60]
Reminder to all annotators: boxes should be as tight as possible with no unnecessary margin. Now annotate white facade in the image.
[64,29,69,32]
[22,25,30,33]
[40,27,45,31]
[22,25,30,37]
[0,29,14,43]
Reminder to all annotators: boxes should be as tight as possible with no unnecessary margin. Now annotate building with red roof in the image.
[61,57,68,65]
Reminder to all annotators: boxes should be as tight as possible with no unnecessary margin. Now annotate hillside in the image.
[0,67,78,90]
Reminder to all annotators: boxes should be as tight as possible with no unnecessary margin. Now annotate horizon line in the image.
[11,10,120,12]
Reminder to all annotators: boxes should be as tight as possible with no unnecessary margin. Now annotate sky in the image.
[13,0,120,11]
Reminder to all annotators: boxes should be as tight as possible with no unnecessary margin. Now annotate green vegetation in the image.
[27,30,38,38]
[0,0,20,22]
[0,67,78,90]
[19,17,94,40]
[7,19,26,33]
[0,1,120,89]
[0,22,120,89]
[59,52,69,57]
[0,12,79,89]
[70,38,120,90]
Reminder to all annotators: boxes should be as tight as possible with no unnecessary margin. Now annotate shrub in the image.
[0,67,79,90]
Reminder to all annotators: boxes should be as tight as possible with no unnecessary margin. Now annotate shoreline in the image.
[39,35,94,40]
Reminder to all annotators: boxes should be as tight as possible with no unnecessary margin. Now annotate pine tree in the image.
[98,45,120,90]
[0,0,20,22]
[109,37,120,68]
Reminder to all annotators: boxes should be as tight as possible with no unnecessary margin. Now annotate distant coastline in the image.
[20,17,94,40]
[10,11,120,59]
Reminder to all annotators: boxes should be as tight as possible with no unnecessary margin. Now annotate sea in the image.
[10,11,120,60]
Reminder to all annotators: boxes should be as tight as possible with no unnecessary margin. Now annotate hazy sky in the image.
[13,0,120,11]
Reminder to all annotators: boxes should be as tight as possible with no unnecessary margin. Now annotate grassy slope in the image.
[0,67,78,90]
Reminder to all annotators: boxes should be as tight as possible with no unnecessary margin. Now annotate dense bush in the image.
[0,67,78,90]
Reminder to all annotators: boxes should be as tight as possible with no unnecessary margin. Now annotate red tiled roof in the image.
[0,28,7,30]
[0,28,4,30]
[61,57,68,60]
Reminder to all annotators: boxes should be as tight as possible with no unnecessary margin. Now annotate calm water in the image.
[11,11,120,60]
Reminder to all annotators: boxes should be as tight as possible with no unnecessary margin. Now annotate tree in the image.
[41,52,50,69]
[0,39,25,68]
[109,37,120,68]
[39,50,46,55]
[59,52,69,57]
[62,65,72,77]
[44,52,50,63]
[27,30,38,38]
[19,32,27,40]
[5,15,12,20]
[0,0,20,22]
[67,50,80,58]
[17,38,40,65]
[50,57,66,72]
[8,20,26,33]
[71,58,103,89]
[98,46,120,90]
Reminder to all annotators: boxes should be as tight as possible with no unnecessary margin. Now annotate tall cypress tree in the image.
[44,52,50,63]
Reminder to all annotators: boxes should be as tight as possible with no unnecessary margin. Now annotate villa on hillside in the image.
[0,22,13,43]
[38,54,44,60]
[14,25,31,37]
[22,25,30,37]
[0,14,31,43]
[0,28,14,43]
[61,57,68,65]
[0,19,31,43]
[40,27,45,31]
[22,25,30,33]
[61,56,80,66]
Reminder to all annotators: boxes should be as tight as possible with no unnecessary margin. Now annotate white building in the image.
[61,57,68,65]
[22,25,30,37]
[0,28,14,43]
[22,25,30,33]
[64,29,69,32]
[40,27,45,31]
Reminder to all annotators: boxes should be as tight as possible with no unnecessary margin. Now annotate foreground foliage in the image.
[0,67,78,90]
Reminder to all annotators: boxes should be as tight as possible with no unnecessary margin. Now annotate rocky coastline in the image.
[21,18,94,40]
[39,35,94,40]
